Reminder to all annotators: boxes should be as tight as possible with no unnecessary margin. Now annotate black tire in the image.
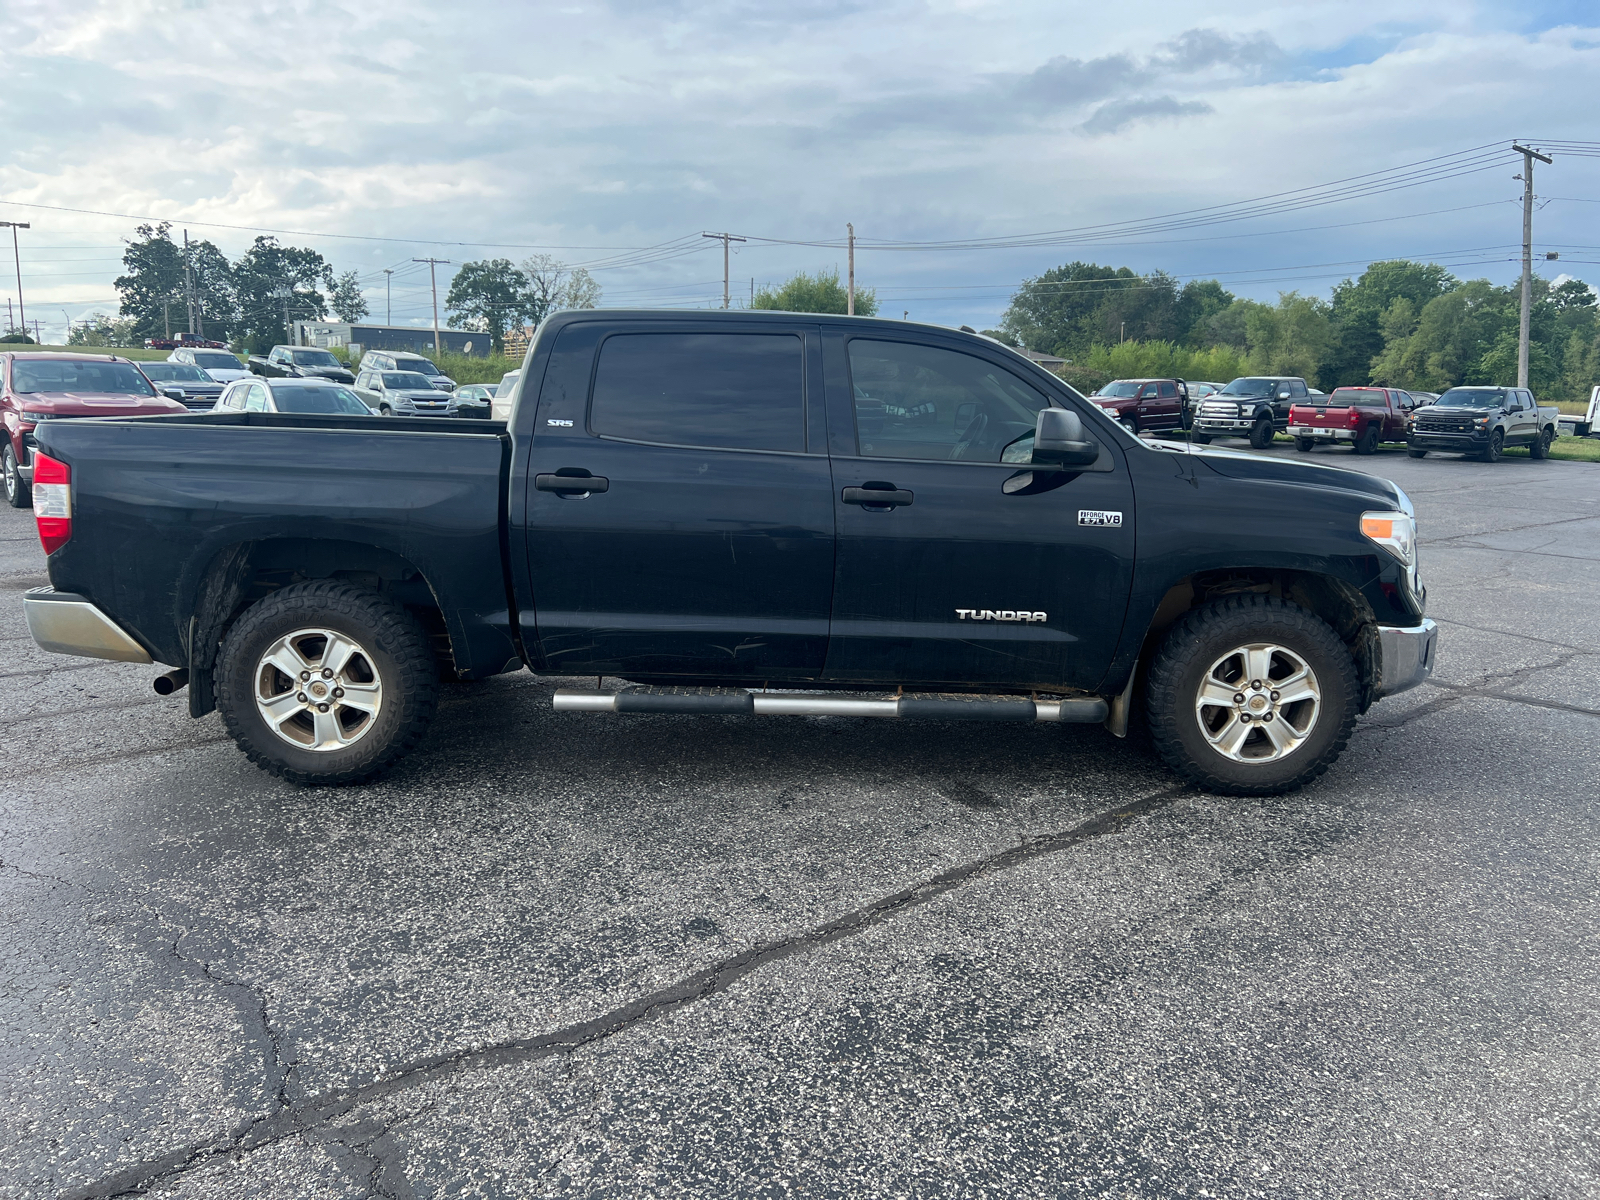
[1248,417,1274,450]
[1145,595,1359,796]
[1354,424,1379,455]
[3,443,30,509]
[1530,427,1552,460]
[1124,414,1141,435]
[379,404,393,416]
[214,581,438,785]
[1407,447,1426,459]
[1191,431,1211,445]
[1480,429,1503,462]
[1295,437,1315,453]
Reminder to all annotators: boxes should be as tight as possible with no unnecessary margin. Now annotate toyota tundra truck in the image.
[21,311,1436,797]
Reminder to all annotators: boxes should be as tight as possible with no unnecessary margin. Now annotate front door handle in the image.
[843,484,914,509]
[536,471,610,495]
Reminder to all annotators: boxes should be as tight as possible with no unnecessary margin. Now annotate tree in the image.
[1001,262,1133,356]
[1322,261,1457,388]
[520,255,605,327]
[329,270,368,323]
[1242,293,1335,384]
[114,223,235,343]
[67,312,137,346]
[232,236,332,353]
[751,268,876,316]
[979,328,1018,347]
[446,259,535,353]
[1369,279,1516,391]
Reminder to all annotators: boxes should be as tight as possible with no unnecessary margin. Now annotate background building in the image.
[296,322,492,357]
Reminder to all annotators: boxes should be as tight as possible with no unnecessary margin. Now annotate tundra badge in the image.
[956,610,1048,623]
[1078,509,1123,527]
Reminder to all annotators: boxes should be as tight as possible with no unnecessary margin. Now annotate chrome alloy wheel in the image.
[254,627,383,751]
[1194,642,1321,763]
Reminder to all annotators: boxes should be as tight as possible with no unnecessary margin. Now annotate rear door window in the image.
[1156,381,1177,399]
[589,332,805,453]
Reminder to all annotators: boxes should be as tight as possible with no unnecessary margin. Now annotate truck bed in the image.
[33,411,519,682]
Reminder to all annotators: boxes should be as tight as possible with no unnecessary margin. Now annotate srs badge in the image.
[1078,509,1123,527]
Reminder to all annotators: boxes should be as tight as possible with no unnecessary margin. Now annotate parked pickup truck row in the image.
[23,311,1436,797]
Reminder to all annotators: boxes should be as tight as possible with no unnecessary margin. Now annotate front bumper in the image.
[1194,418,1255,433]
[1374,619,1437,699]
[23,587,153,663]
[1409,431,1488,452]
[1288,424,1354,441]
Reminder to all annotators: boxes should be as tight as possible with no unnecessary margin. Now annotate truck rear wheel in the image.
[1530,427,1552,459]
[1248,417,1274,449]
[1295,437,1314,453]
[1354,425,1379,455]
[3,444,30,508]
[214,581,439,785]
[1144,595,1358,796]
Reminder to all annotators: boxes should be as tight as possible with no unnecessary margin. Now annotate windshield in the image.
[142,363,211,382]
[290,350,341,367]
[272,386,372,415]
[11,359,156,396]
[1095,382,1141,399]
[1436,388,1505,407]
[1328,388,1386,405]
[398,358,439,376]
[1218,377,1280,397]
[383,372,434,389]
[193,352,243,369]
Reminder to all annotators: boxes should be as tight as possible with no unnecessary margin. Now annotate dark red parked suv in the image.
[3,353,187,508]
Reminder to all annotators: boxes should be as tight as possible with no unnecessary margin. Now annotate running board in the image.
[552,689,1108,723]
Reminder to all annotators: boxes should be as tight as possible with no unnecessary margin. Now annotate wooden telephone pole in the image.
[413,258,450,356]
[1513,143,1553,390]
[701,233,746,309]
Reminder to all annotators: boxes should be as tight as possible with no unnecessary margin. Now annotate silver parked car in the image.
[169,347,250,383]
[212,377,374,415]
[356,350,455,391]
[353,369,453,416]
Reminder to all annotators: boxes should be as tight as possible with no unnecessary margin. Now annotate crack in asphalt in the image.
[1429,616,1597,655]
[61,785,1185,1200]
[0,734,234,782]
[1362,650,1598,730]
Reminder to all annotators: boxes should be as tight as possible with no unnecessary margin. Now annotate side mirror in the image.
[161,386,187,400]
[1277,390,1291,400]
[1032,408,1098,468]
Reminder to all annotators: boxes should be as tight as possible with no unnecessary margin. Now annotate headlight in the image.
[22,410,57,421]
[1361,510,1416,565]
[1474,416,1489,426]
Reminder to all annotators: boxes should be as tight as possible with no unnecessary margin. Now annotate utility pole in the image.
[0,222,29,341]
[1513,143,1553,390]
[413,258,449,355]
[701,233,745,309]
[273,283,292,346]
[182,229,196,335]
[847,223,855,316]
[383,268,393,324]
[5,298,11,335]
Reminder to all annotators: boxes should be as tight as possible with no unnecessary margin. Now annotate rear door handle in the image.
[535,471,609,494]
[843,485,914,509]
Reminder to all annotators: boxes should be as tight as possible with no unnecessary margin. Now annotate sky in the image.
[1,0,1598,343]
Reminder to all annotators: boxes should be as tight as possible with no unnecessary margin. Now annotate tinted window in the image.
[1157,381,1177,399]
[589,333,805,453]
[192,352,242,370]
[847,339,1048,462]
[11,360,156,395]
[272,386,371,414]
[142,362,209,381]
[382,372,434,389]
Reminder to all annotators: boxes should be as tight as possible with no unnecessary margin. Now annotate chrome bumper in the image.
[22,587,153,663]
[1374,619,1437,699]
[1288,424,1353,440]
[1195,418,1254,432]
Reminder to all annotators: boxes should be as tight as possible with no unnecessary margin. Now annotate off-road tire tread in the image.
[1248,417,1274,450]
[214,581,438,785]
[1145,594,1358,797]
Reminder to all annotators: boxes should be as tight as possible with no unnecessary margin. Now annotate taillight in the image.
[32,452,71,554]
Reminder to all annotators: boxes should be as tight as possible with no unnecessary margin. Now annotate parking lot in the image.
[2,445,1598,1200]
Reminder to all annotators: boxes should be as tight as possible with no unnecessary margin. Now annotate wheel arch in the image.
[1109,567,1382,731]
[183,537,464,717]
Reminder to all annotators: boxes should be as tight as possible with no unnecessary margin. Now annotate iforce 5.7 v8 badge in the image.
[1078,510,1124,527]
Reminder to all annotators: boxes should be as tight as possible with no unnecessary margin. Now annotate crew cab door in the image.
[1507,389,1538,443]
[821,332,1136,692]
[522,321,835,680]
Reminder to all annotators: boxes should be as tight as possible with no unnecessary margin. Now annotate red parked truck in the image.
[3,353,188,507]
[1288,386,1424,455]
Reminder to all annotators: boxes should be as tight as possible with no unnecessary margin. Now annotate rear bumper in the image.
[1374,619,1437,699]
[22,587,153,663]
[1288,424,1354,441]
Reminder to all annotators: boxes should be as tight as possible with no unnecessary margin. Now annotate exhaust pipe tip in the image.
[152,668,190,696]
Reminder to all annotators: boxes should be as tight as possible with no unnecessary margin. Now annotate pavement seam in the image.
[61,785,1185,1200]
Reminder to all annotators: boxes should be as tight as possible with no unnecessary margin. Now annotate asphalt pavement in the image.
[2,442,1597,1199]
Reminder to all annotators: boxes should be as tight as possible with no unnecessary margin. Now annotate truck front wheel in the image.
[214,581,439,785]
[1248,417,1274,449]
[1144,595,1358,796]
[1480,430,1504,462]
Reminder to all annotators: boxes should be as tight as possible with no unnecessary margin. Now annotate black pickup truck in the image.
[21,311,1436,796]
[1191,376,1311,448]
[248,345,356,384]
[1407,385,1560,461]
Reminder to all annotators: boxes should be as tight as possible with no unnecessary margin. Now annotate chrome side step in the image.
[553,689,1108,723]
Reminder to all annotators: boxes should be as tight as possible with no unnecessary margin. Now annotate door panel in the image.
[822,333,1136,692]
[523,322,835,680]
